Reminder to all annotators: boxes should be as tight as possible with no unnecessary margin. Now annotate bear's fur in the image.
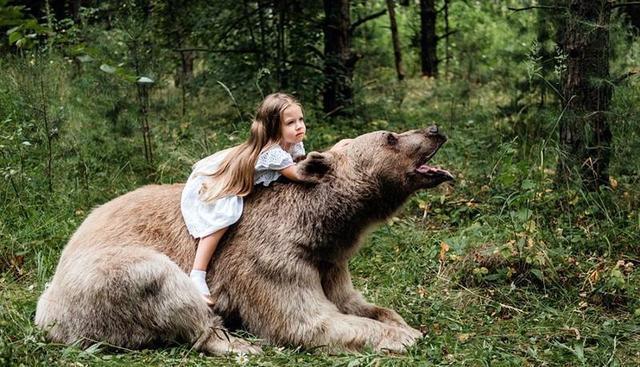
[35,127,453,354]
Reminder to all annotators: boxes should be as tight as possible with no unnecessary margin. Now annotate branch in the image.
[614,71,639,84]
[611,2,640,9]
[437,29,458,41]
[350,9,387,33]
[213,8,260,47]
[304,43,325,59]
[436,4,449,13]
[346,52,363,69]
[324,105,344,118]
[507,5,565,12]
[173,48,259,54]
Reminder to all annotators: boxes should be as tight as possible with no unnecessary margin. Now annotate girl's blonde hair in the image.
[198,92,301,202]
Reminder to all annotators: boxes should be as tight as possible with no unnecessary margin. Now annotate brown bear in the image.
[35,126,453,354]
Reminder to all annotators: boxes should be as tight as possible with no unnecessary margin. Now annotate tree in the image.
[386,0,405,81]
[322,0,386,115]
[443,0,450,74]
[557,0,612,190]
[534,0,562,108]
[419,0,437,77]
[322,0,354,115]
[622,3,640,32]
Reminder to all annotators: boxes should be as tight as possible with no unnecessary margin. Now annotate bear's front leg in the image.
[320,261,422,339]
[241,281,420,353]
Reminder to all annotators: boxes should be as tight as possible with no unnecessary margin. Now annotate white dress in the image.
[181,142,305,239]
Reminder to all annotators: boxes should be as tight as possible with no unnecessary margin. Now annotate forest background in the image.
[1,0,639,365]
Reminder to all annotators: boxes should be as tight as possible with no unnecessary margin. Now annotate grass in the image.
[1,53,640,366]
[2,220,639,366]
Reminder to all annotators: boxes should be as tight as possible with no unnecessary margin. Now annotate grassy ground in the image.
[1,56,639,366]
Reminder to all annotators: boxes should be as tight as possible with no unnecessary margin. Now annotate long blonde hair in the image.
[198,93,301,202]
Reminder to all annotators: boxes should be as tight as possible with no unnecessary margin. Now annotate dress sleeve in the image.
[290,142,306,160]
[255,146,295,171]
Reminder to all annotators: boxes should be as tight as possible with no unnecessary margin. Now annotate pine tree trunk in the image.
[444,0,450,75]
[386,0,405,81]
[623,4,640,32]
[557,0,612,190]
[257,0,268,68]
[322,0,354,115]
[419,0,438,77]
[277,0,289,89]
[535,0,559,108]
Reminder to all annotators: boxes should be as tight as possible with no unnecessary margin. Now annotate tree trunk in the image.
[177,50,194,86]
[257,0,268,68]
[71,0,82,21]
[277,0,289,89]
[49,0,67,20]
[322,0,354,115]
[386,0,405,81]
[177,49,194,116]
[557,0,612,190]
[534,0,559,108]
[443,0,450,75]
[242,0,261,69]
[623,4,640,32]
[419,0,438,77]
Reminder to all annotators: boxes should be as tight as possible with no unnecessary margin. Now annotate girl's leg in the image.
[190,227,228,304]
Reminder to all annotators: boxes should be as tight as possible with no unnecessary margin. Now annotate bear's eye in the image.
[386,133,398,146]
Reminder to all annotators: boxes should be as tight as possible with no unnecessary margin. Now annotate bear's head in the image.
[298,126,453,195]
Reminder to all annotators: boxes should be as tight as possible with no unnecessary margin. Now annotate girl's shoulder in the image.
[290,141,305,158]
[260,143,286,154]
[257,142,305,160]
[256,144,294,170]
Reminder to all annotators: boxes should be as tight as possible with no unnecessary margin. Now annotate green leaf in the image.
[5,25,20,35]
[530,268,544,281]
[76,55,93,63]
[484,273,503,281]
[83,342,103,355]
[521,179,536,190]
[515,208,532,222]
[8,30,21,45]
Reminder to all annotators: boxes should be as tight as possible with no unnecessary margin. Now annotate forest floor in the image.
[1,62,639,366]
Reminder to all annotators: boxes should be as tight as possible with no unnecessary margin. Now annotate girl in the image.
[181,93,310,304]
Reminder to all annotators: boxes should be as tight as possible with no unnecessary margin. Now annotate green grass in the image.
[1,53,640,366]
[2,221,639,366]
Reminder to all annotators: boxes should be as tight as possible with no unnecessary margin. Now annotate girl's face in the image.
[280,104,306,147]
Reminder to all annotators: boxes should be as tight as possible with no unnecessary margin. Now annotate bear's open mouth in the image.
[416,164,454,179]
[415,144,454,180]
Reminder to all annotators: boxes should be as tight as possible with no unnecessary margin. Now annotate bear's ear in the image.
[297,151,333,181]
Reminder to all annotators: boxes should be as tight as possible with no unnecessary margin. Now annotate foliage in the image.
[1,0,640,366]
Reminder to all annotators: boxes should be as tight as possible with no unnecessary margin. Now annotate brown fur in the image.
[35,127,452,354]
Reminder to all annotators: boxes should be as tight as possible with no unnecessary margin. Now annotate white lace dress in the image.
[181,142,305,239]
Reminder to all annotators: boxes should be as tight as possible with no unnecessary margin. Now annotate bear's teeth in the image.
[416,164,454,178]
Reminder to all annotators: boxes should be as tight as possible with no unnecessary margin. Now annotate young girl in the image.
[181,92,309,304]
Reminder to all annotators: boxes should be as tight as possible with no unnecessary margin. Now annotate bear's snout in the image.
[423,125,447,145]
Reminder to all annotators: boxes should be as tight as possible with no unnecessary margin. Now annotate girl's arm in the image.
[279,164,306,182]
[280,151,331,183]
[281,163,324,183]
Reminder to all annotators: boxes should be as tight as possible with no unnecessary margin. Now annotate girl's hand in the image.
[281,152,332,184]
